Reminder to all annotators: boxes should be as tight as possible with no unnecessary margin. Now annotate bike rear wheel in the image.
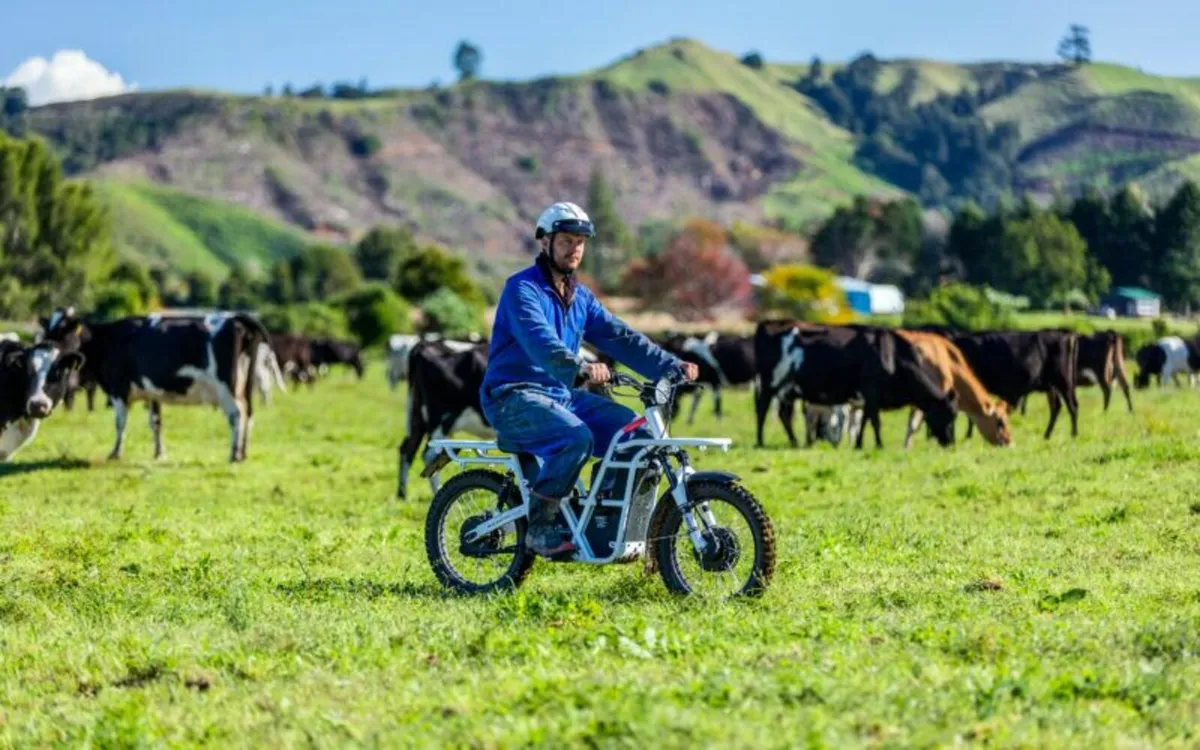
[424,469,533,595]
[652,480,775,598]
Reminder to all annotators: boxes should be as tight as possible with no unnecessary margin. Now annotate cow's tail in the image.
[876,330,897,374]
[266,346,287,393]
[1112,333,1128,384]
[1065,333,1079,389]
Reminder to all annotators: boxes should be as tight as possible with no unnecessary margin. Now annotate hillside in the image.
[18,39,1200,277]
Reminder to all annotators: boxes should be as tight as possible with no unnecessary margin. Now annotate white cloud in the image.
[4,50,137,106]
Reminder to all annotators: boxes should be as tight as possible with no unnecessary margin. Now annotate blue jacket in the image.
[480,256,683,407]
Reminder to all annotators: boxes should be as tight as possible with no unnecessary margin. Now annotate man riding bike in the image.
[480,201,699,558]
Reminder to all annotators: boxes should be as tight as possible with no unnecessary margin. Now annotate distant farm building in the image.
[836,277,905,316]
[1101,287,1161,318]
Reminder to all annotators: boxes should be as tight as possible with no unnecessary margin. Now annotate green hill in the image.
[18,39,1200,276]
[99,181,313,279]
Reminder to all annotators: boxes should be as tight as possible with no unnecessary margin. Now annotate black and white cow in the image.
[0,340,84,462]
[659,332,756,423]
[1133,335,1200,389]
[397,340,492,498]
[42,307,271,462]
[754,321,958,449]
[387,333,482,390]
[311,338,365,380]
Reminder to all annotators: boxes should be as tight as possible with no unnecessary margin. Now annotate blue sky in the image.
[3,0,1198,101]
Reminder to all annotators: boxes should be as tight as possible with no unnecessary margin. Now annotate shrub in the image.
[336,283,412,347]
[902,283,1016,331]
[515,154,539,174]
[759,264,853,323]
[92,282,147,321]
[261,303,350,339]
[419,288,481,337]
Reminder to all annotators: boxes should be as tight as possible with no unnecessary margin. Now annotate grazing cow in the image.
[659,332,756,423]
[1134,336,1200,389]
[271,334,317,388]
[387,334,482,390]
[897,330,1012,448]
[948,330,1080,439]
[311,338,365,380]
[754,322,958,449]
[397,340,492,498]
[0,341,84,462]
[42,307,270,462]
[1075,330,1133,412]
[1020,329,1133,415]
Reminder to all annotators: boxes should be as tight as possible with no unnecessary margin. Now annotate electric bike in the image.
[422,372,776,598]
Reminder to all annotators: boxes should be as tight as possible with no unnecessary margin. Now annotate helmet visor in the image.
[550,218,594,237]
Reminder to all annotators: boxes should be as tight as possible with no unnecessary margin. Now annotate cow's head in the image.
[922,391,958,447]
[3,343,85,419]
[39,307,87,352]
[974,399,1012,446]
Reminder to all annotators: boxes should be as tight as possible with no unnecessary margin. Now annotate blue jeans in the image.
[482,385,651,500]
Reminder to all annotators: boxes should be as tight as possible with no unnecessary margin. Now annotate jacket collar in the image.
[536,253,577,309]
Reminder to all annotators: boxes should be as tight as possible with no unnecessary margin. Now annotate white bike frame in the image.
[428,398,732,564]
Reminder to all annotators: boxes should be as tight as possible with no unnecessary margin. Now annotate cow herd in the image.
[2,305,1199,492]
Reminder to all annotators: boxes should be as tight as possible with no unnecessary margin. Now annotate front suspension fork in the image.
[667,453,710,554]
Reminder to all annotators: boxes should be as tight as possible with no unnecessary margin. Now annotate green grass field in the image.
[5,361,1200,746]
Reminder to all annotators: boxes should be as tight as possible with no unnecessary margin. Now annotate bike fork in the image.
[667,457,709,554]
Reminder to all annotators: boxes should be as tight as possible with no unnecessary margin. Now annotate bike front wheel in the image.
[652,480,776,598]
[424,469,533,595]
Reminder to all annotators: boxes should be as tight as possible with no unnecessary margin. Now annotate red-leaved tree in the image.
[621,219,751,321]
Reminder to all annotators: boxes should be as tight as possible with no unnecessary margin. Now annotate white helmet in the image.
[535,201,595,240]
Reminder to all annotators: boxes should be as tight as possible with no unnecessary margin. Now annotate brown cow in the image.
[898,330,1012,448]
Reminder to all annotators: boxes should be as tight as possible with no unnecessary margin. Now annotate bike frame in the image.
[428,393,732,564]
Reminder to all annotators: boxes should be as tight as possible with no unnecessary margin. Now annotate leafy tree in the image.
[354,225,418,281]
[420,288,481,336]
[621,219,750,321]
[218,266,261,310]
[109,260,159,311]
[1153,180,1200,311]
[337,282,412,346]
[759,264,853,322]
[1001,212,1095,306]
[584,168,632,290]
[281,83,294,97]
[740,52,764,70]
[810,195,877,277]
[265,260,295,304]
[1058,24,1092,66]
[185,271,218,307]
[454,41,482,82]
[807,56,824,82]
[1102,185,1156,287]
[290,244,363,301]
[93,282,147,321]
[394,245,483,306]
[0,133,115,314]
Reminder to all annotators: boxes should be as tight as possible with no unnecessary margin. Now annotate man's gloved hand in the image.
[582,362,612,384]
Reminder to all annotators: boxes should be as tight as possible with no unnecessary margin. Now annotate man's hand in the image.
[582,362,612,384]
[681,362,700,381]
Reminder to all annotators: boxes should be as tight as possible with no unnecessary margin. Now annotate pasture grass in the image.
[4,363,1200,746]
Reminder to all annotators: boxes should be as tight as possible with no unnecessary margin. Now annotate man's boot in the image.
[526,490,577,558]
